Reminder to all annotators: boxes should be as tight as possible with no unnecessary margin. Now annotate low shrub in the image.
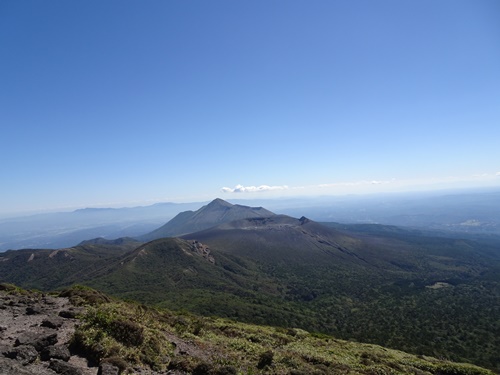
[59,285,111,306]
[110,319,144,347]
[257,350,274,369]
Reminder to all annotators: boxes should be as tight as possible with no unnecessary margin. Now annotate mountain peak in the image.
[299,216,311,225]
[206,198,233,208]
[139,199,275,241]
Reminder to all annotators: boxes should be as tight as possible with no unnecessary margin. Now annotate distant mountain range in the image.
[1,198,499,370]
[2,188,500,251]
[277,188,500,234]
[0,201,204,251]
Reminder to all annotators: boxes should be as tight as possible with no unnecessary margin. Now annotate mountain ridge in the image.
[3,188,500,251]
[138,198,275,241]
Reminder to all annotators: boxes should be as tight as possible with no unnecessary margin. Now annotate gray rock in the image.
[0,357,34,375]
[59,310,78,319]
[41,317,64,329]
[1,290,92,374]
[41,345,71,362]
[49,359,85,375]
[98,362,120,375]
[42,297,57,306]
[15,331,58,352]
[3,344,38,365]
[26,306,42,315]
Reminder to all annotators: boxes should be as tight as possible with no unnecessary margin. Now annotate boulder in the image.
[3,344,38,365]
[58,310,79,319]
[26,306,42,315]
[97,362,120,375]
[15,332,58,352]
[41,317,64,329]
[49,359,85,375]
[41,345,71,362]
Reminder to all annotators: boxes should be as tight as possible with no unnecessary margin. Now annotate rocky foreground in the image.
[0,285,112,375]
[1,284,495,375]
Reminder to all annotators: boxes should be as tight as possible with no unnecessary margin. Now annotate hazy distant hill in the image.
[138,198,275,241]
[273,188,500,235]
[0,201,203,251]
[2,188,499,251]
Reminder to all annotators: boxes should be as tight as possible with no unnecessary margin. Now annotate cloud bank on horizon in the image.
[222,172,500,195]
[221,184,289,193]
[221,181,392,194]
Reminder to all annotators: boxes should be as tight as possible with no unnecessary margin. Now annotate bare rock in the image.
[0,357,35,375]
[49,359,85,375]
[41,317,65,329]
[1,290,95,374]
[15,331,58,352]
[59,310,79,319]
[97,362,120,375]
[41,345,71,362]
[3,344,38,365]
[26,306,43,315]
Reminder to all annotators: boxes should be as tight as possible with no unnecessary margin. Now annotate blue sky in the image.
[1,0,499,214]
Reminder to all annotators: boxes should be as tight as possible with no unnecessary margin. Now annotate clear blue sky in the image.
[1,0,499,214]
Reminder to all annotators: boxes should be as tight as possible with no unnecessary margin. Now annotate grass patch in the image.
[53,285,496,374]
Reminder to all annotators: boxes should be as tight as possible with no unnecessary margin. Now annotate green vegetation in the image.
[0,282,33,295]
[0,241,137,290]
[1,224,499,372]
[67,286,495,375]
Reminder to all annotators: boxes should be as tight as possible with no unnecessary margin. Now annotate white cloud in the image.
[222,179,395,195]
[496,172,500,177]
[221,184,289,193]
